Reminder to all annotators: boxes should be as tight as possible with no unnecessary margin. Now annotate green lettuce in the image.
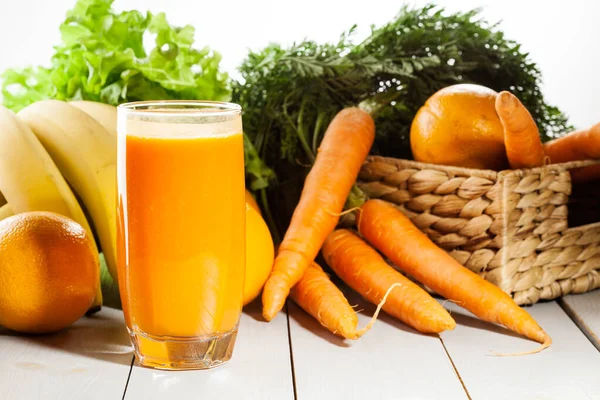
[1,0,229,111]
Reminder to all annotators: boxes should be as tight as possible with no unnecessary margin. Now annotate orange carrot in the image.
[322,229,456,333]
[495,91,546,169]
[290,262,398,339]
[358,199,551,353]
[544,122,600,183]
[290,263,359,339]
[262,107,375,321]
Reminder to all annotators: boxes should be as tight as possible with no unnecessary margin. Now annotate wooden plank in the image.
[124,301,294,400]
[288,290,468,400]
[442,301,600,400]
[0,307,134,400]
[561,290,600,351]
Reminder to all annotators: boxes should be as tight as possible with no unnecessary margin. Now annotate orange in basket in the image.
[410,84,508,171]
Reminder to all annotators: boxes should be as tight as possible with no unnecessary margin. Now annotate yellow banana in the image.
[69,101,118,137]
[0,191,6,206]
[0,105,102,312]
[19,100,118,284]
[0,203,13,221]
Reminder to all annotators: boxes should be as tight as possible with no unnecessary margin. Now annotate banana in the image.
[0,204,13,221]
[69,101,118,137]
[0,191,6,206]
[0,105,102,311]
[19,100,118,284]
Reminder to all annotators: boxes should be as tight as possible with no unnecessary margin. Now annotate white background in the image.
[0,0,598,129]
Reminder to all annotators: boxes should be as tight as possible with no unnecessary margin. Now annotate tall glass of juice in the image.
[116,101,245,370]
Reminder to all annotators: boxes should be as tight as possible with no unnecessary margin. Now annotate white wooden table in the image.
[1,290,599,400]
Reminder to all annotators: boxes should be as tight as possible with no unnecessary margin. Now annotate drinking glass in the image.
[116,101,245,370]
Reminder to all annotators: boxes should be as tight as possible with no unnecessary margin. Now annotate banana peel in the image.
[18,101,118,285]
[0,204,13,221]
[69,101,117,137]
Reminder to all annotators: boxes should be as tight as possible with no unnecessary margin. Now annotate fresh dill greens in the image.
[233,5,571,235]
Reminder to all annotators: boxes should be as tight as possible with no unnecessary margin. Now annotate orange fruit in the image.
[243,204,274,306]
[0,212,99,333]
[245,189,261,214]
[410,84,508,170]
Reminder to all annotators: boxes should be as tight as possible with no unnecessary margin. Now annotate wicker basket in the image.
[356,156,600,305]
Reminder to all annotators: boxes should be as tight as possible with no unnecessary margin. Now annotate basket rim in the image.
[364,155,600,178]
[364,156,497,179]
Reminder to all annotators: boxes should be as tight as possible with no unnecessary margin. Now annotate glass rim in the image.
[117,100,242,118]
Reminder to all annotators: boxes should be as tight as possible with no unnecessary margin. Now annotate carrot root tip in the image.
[352,282,402,339]
[489,335,552,357]
[324,207,362,217]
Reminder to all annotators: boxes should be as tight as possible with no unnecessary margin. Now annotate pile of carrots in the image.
[260,89,598,352]
[257,94,600,354]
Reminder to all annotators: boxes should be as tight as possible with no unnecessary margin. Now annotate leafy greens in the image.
[1,0,229,111]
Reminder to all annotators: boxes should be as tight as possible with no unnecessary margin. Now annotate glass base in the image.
[128,326,239,370]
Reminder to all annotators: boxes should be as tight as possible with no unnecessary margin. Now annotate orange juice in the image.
[117,102,245,370]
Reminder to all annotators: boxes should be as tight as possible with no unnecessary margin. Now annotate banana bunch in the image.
[0,101,119,313]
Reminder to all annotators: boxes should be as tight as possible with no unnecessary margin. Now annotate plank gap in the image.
[0,307,134,400]
[285,302,299,400]
[287,292,466,399]
[558,297,600,352]
[121,303,295,399]
[121,355,135,400]
[439,335,472,400]
[441,301,600,399]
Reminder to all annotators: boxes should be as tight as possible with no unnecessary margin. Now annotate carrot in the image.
[290,262,398,339]
[262,107,375,321]
[358,199,552,354]
[544,122,600,183]
[495,91,546,169]
[322,229,456,333]
[290,263,359,339]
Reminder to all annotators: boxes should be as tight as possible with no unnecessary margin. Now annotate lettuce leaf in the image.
[1,0,229,111]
